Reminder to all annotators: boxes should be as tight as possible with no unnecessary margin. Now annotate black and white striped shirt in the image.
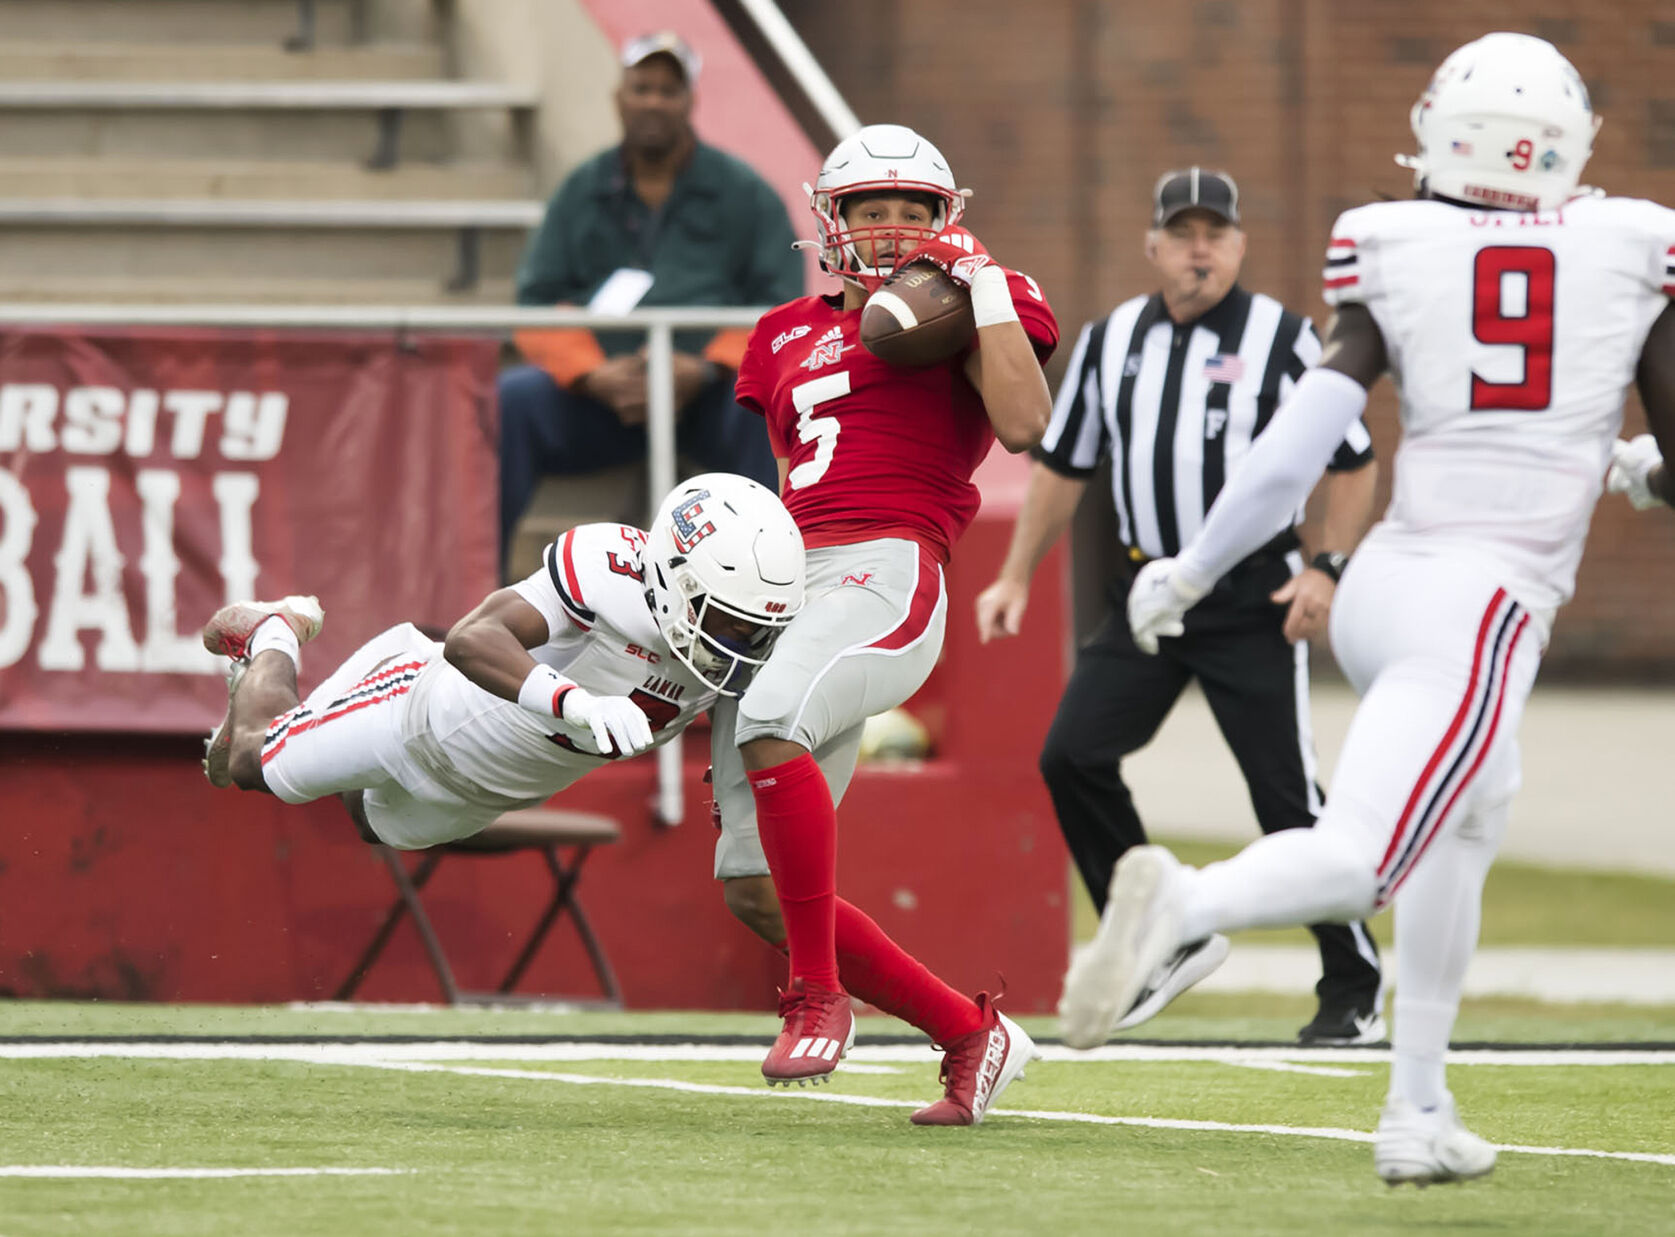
[1038,284,1374,561]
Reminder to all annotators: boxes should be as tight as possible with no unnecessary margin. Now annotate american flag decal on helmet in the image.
[671,492,717,553]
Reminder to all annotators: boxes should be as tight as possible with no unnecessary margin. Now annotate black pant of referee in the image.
[1040,547,1383,1042]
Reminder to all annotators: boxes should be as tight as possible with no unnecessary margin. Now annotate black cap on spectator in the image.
[621,31,702,84]
[1152,168,1241,227]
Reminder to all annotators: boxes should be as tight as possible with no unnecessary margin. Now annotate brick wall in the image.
[782,0,1675,675]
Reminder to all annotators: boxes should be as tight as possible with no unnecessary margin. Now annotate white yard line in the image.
[335,1058,1675,1169]
[1216,1060,1366,1077]
[0,1166,402,1178]
[4,1041,1672,1067]
[5,1042,1670,1171]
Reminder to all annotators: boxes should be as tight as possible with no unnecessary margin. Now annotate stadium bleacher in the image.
[0,1,542,303]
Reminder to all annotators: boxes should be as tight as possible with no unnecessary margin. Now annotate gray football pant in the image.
[711,537,946,879]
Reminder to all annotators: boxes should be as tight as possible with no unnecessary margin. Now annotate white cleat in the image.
[1112,933,1230,1032]
[201,595,324,661]
[1375,1097,1497,1187]
[1058,846,1189,1049]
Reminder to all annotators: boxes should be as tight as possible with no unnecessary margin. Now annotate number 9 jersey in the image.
[1322,193,1675,612]
[735,274,1058,564]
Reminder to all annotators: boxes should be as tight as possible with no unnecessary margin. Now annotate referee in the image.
[976,168,1385,1045]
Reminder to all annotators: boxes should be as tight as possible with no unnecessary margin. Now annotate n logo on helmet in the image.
[671,492,717,553]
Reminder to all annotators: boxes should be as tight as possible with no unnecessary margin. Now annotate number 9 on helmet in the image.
[645,473,807,696]
[1399,31,1599,212]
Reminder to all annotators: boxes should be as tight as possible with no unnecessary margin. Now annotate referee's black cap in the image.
[1152,167,1241,227]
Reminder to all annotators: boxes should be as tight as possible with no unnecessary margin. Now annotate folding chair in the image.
[334,807,623,1006]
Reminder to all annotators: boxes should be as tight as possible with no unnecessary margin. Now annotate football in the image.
[859,261,976,367]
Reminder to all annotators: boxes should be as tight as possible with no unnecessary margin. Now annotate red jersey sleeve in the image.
[1003,268,1059,364]
[734,317,774,415]
[736,310,797,458]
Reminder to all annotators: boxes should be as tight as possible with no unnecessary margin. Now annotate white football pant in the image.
[1175,541,1542,1107]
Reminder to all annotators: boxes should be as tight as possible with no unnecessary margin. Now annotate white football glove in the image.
[561,687,654,757]
[1606,434,1666,510]
[1127,558,1212,655]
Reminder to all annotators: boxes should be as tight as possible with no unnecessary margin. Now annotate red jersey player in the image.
[708,123,1059,1125]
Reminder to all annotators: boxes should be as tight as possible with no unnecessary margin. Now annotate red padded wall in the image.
[1,454,1074,1013]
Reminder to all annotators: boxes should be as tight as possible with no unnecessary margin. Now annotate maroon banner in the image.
[0,326,501,733]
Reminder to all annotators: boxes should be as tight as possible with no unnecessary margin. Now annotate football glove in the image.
[899,226,994,287]
[561,687,654,757]
[1606,434,1666,510]
[1127,558,1212,655]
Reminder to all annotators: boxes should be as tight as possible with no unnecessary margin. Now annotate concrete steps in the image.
[0,274,515,305]
[0,107,525,163]
[0,8,545,302]
[0,40,443,80]
[0,222,527,284]
[0,79,536,163]
[0,0,364,45]
[0,155,532,200]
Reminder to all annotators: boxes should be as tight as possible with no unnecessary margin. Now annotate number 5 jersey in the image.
[735,276,1058,564]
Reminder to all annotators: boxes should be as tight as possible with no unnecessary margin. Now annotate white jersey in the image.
[1323,193,1675,611]
[411,522,717,801]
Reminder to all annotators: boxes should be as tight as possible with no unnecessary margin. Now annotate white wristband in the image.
[968,264,1019,328]
[517,662,575,717]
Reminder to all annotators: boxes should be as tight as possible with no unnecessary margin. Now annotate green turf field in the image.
[6,855,1671,1234]
[3,998,1672,1236]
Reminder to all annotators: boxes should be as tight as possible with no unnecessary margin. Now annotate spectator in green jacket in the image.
[500,31,803,570]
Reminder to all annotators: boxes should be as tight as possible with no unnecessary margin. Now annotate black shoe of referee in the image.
[1298,996,1387,1045]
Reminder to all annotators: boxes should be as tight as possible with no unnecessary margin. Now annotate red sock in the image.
[748,753,840,991]
[834,898,982,1044]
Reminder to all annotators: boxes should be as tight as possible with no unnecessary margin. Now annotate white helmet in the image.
[1399,32,1599,212]
[645,473,805,696]
[803,123,968,290]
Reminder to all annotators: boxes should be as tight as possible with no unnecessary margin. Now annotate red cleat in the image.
[910,993,1038,1126]
[201,595,324,662]
[761,978,855,1086]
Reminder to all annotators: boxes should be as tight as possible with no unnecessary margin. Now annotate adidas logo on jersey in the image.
[800,325,852,372]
